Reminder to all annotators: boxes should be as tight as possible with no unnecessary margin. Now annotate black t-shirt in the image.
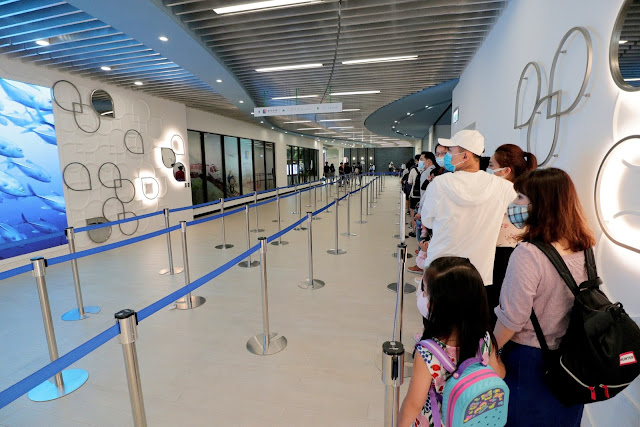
[345,165,352,174]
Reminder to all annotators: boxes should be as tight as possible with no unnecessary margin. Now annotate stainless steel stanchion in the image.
[342,192,357,235]
[28,257,88,402]
[215,198,234,249]
[370,182,376,209]
[365,184,371,216]
[159,208,183,275]
[355,185,367,224]
[290,184,299,214]
[271,191,289,246]
[175,221,206,309]
[247,237,287,355]
[115,309,147,427]
[382,340,405,427]
[327,198,346,255]
[325,183,332,213]
[388,243,415,293]
[61,227,100,321]
[238,205,260,268]
[312,185,321,220]
[393,192,407,239]
[250,192,265,233]
[305,183,313,207]
[299,212,325,289]
[272,188,280,222]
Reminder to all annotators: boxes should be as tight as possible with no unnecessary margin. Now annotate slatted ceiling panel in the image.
[165,0,508,144]
[0,1,251,124]
[619,2,640,87]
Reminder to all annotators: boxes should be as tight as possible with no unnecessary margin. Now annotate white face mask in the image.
[486,167,506,177]
[417,290,430,319]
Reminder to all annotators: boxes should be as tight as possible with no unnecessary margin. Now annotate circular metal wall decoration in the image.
[51,80,83,113]
[117,212,139,236]
[610,0,640,91]
[72,103,100,134]
[86,217,112,243]
[90,89,115,118]
[173,162,186,182]
[114,178,135,203]
[161,147,176,168]
[140,177,159,200]
[98,162,123,188]
[124,129,144,154]
[171,134,185,155]
[514,62,542,129]
[102,196,126,222]
[526,92,561,166]
[63,162,92,191]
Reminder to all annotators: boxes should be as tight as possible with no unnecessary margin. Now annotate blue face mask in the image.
[443,152,456,172]
[418,161,424,170]
[435,157,445,167]
[507,203,530,229]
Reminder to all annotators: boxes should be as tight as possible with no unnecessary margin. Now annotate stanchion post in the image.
[115,309,147,427]
[28,257,88,402]
[325,183,332,213]
[291,184,299,214]
[175,221,206,309]
[382,341,405,427]
[250,192,265,233]
[306,183,313,207]
[355,184,367,224]
[159,208,183,275]
[365,184,371,216]
[342,191,357,234]
[327,198,346,255]
[271,191,289,245]
[215,198,234,249]
[299,212,325,289]
[61,227,100,321]
[387,242,415,294]
[238,205,260,268]
[247,238,287,355]
[370,181,377,209]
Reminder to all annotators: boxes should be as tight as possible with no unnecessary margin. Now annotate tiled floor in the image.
[0,177,423,426]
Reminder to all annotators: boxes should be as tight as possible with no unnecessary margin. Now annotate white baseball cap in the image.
[438,130,485,156]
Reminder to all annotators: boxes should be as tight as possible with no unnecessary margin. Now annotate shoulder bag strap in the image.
[528,241,580,296]
[529,308,551,357]
[584,247,597,281]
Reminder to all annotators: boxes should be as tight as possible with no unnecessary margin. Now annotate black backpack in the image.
[410,170,422,200]
[529,241,640,405]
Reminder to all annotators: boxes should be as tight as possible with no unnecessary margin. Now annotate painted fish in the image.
[0,170,28,197]
[0,112,37,129]
[21,214,58,234]
[0,222,26,242]
[24,125,56,146]
[0,137,24,158]
[6,158,51,182]
[0,79,52,112]
[0,116,7,126]
[27,183,65,212]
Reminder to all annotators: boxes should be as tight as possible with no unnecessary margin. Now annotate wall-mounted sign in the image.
[452,107,459,124]
[254,102,342,117]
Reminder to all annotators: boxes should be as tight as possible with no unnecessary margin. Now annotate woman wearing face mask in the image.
[485,144,537,324]
[494,168,595,426]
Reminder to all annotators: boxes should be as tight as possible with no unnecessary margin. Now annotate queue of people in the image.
[396,129,638,427]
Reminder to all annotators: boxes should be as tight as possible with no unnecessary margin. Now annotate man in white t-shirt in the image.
[419,130,516,287]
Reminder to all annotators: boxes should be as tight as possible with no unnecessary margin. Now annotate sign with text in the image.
[254,102,342,117]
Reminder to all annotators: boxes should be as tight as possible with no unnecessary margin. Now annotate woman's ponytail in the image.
[524,151,538,171]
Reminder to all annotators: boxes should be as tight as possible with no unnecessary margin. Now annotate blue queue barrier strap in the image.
[312,200,335,216]
[280,191,297,200]
[339,193,349,202]
[75,211,163,233]
[47,225,181,266]
[257,189,273,195]
[251,198,274,209]
[0,323,120,410]
[137,243,261,322]
[170,198,221,213]
[0,263,34,281]
[0,231,66,253]
[266,217,306,244]
[186,205,245,227]
[224,193,253,203]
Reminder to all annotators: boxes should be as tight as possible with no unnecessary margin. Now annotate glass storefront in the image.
[286,145,319,185]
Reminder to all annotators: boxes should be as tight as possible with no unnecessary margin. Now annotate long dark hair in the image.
[420,257,495,363]
[493,144,537,181]
[514,168,595,252]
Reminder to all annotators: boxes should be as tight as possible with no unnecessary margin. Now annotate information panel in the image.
[254,102,342,117]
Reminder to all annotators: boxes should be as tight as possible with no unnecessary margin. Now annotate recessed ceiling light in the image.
[216,79,222,83]
[341,108,361,112]
[328,126,354,129]
[158,36,169,42]
[331,90,380,96]
[251,112,254,115]
[272,94,319,100]
[318,119,351,122]
[35,39,50,46]
[271,127,274,129]
[256,63,323,73]
[239,100,244,103]
[624,77,640,82]
[297,127,322,130]
[425,105,429,108]
[284,120,311,124]
[407,112,411,115]
[101,66,112,71]
[214,0,321,15]
[134,81,143,86]
[260,121,264,123]
[315,132,335,135]
[342,55,418,65]
[620,40,628,44]
[285,131,288,133]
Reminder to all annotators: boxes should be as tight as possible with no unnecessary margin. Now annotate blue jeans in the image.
[502,342,583,426]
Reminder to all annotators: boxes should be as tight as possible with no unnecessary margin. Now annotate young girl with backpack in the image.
[399,257,506,427]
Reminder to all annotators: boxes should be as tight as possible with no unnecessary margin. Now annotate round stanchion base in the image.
[387,282,417,294]
[272,219,278,222]
[298,278,326,290]
[28,369,89,402]
[341,232,357,237]
[392,252,414,259]
[175,295,206,310]
[238,260,260,268]
[159,267,184,275]
[215,243,234,249]
[355,220,368,224]
[327,248,347,255]
[250,228,265,233]
[246,333,287,355]
[290,211,300,214]
[61,306,101,321]
[270,240,289,246]
[294,225,308,231]
[374,350,414,378]
[312,216,321,220]
[392,234,408,239]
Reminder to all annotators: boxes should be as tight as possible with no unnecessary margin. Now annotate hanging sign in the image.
[254,102,342,117]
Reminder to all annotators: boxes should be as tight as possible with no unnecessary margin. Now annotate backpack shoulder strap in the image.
[417,339,457,373]
[528,241,580,296]
[530,308,551,356]
[584,247,597,281]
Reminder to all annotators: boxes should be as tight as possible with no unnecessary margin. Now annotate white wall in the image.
[0,56,194,268]
[186,107,323,189]
[452,0,639,424]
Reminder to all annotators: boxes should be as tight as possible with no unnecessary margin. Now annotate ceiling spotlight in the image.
[272,94,318,100]
[158,36,169,42]
[134,81,143,86]
[256,63,323,73]
[239,100,244,103]
[101,66,112,71]
[214,0,321,15]
[216,79,222,83]
[620,40,628,44]
[425,105,429,108]
[271,127,274,129]
[260,121,264,123]
[342,55,418,65]
[407,112,411,115]
[35,39,50,46]
[251,112,254,115]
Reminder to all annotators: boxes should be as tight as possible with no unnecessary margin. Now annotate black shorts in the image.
[409,197,419,210]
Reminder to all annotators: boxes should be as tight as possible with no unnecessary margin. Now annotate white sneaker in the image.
[414,277,421,285]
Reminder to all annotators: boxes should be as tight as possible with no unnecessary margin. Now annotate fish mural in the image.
[0,77,67,258]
